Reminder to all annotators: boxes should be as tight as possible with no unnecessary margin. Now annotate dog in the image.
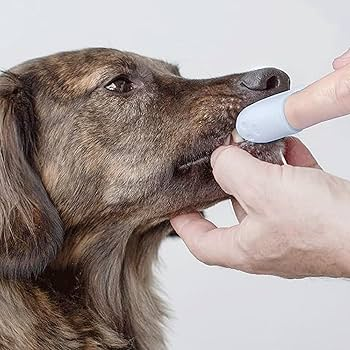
[0,48,289,349]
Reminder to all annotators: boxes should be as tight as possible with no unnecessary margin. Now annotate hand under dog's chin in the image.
[169,140,285,216]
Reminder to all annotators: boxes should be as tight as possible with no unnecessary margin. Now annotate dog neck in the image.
[47,218,172,350]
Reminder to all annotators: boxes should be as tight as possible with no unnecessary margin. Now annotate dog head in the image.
[0,48,289,278]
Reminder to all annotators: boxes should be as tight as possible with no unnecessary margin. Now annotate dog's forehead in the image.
[47,48,176,72]
[124,51,180,76]
[15,48,179,96]
[44,48,175,73]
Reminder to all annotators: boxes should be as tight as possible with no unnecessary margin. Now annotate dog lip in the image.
[175,109,239,173]
[177,155,210,171]
[176,129,239,172]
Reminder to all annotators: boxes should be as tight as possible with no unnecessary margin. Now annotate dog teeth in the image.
[232,129,244,144]
[280,149,288,165]
[223,134,232,145]
[223,129,244,146]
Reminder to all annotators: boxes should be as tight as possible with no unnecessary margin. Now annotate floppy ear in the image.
[0,72,64,279]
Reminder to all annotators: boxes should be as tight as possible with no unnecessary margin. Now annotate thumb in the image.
[285,63,350,130]
[211,146,277,207]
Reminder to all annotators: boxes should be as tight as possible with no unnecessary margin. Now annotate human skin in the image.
[171,49,350,278]
[286,48,350,129]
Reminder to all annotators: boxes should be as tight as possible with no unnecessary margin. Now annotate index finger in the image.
[285,63,350,130]
[170,212,246,267]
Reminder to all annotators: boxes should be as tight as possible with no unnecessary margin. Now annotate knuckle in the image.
[242,183,261,202]
[187,236,210,264]
[229,229,255,270]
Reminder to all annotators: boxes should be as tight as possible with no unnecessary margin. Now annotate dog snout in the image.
[239,68,290,94]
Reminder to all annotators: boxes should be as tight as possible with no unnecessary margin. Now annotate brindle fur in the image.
[0,48,289,349]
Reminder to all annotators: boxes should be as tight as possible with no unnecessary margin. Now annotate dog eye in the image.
[105,75,134,93]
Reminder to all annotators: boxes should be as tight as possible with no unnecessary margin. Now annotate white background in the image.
[1,1,350,349]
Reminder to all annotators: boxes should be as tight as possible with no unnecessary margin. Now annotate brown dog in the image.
[0,48,289,349]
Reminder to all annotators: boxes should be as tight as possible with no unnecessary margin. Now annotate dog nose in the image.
[240,68,290,92]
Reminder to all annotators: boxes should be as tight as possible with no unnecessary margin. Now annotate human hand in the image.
[286,48,350,129]
[171,138,350,278]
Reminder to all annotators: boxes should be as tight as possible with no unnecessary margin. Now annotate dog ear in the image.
[0,72,64,279]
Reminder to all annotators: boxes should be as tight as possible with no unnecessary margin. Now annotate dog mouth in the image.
[177,128,244,171]
[175,126,285,174]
